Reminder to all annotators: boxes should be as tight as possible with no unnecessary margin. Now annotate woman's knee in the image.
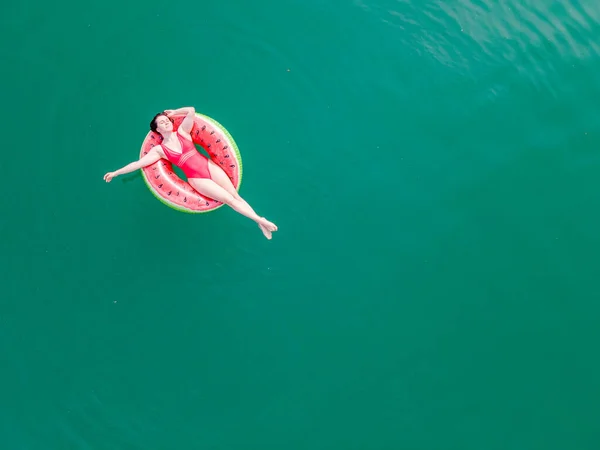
[221,192,237,205]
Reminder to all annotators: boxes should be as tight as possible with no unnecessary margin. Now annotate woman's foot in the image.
[259,218,278,232]
[258,223,273,239]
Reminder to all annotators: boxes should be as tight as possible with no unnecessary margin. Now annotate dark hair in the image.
[150,112,173,134]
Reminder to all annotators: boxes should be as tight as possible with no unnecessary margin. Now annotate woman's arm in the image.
[104,147,162,182]
[166,106,196,134]
[165,107,195,116]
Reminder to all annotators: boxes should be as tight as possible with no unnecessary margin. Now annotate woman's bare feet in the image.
[257,218,277,239]
[260,218,277,232]
[258,223,272,239]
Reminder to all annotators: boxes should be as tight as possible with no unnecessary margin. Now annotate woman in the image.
[104,106,278,239]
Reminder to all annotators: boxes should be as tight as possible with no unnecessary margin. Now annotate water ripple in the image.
[357,0,600,91]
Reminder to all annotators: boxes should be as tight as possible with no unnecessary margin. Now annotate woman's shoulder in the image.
[150,144,165,155]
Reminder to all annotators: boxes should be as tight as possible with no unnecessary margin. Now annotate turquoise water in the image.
[3,0,600,448]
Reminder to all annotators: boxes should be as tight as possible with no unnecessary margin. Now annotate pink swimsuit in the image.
[160,132,211,180]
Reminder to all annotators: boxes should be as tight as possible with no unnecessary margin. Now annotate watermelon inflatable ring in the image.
[139,113,243,213]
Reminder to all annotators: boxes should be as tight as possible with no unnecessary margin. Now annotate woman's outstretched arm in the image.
[104,147,162,182]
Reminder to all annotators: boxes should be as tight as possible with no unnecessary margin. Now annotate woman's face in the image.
[155,115,173,133]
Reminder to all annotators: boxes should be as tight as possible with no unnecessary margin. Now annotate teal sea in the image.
[3,0,600,448]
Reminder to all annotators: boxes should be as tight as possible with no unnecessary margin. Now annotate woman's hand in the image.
[104,172,117,182]
[165,107,194,117]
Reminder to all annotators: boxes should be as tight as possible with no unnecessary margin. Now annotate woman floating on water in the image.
[104,106,278,239]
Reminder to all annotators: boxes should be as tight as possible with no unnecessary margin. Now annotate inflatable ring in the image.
[139,113,243,213]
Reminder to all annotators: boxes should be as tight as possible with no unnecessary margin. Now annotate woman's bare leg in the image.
[206,161,278,234]
[188,177,276,239]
